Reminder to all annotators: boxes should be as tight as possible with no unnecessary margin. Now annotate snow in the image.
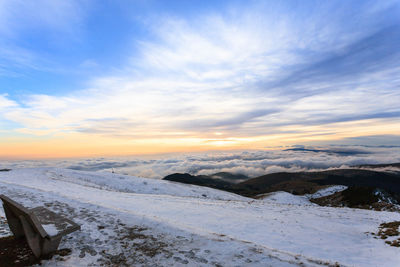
[1,168,400,266]
[307,185,348,199]
[29,168,246,201]
[258,191,314,205]
[257,186,349,205]
[42,224,59,236]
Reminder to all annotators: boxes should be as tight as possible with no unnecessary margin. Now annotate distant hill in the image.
[163,173,233,191]
[284,147,371,155]
[237,169,400,197]
[163,163,400,200]
[354,162,400,169]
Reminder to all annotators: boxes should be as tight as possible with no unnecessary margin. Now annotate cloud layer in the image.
[3,146,400,179]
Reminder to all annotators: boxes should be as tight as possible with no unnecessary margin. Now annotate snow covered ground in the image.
[257,191,315,205]
[256,185,348,205]
[1,168,400,266]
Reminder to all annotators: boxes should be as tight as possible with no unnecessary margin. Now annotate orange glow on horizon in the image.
[1,118,399,159]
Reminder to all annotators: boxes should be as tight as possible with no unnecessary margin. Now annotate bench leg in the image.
[42,237,62,255]
[19,215,62,257]
[19,215,42,258]
[3,203,25,238]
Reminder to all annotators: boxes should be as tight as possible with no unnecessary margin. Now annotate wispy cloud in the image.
[0,94,17,109]
[0,1,399,156]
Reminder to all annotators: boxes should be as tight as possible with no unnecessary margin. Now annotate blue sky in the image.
[0,0,400,158]
[0,0,237,96]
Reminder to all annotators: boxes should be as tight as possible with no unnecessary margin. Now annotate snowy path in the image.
[1,168,400,266]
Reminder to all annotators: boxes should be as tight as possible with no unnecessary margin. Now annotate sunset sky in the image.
[0,0,400,159]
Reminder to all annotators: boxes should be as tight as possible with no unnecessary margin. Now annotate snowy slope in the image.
[257,191,314,205]
[257,186,348,205]
[3,168,246,201]
[1,168,400,266]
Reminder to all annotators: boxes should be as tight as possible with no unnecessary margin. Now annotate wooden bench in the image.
[0,195,80,258]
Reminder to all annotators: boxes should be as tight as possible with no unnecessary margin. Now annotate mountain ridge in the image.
[163,163,400,206]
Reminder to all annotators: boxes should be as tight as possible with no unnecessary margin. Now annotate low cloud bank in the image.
[2,145,400,179]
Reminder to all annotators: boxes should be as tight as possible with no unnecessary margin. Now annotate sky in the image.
[0,0,400,159]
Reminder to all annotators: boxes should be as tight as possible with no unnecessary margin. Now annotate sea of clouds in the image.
[2,145,400,179]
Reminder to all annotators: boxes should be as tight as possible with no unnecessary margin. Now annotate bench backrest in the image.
[0,195,48,238]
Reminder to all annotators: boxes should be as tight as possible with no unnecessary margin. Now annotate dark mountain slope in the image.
[163,173,233,191]
[354,162,400,169]
[311,186,400,212]
[210,172,248,183]
[163,164,400,199]
[237,169,400,197]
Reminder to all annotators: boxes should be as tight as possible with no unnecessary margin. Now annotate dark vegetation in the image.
[341,187,379,206]
[311,187,400,212]
[0,236,39,267]
[0,236,71,267]
[372,221,400,247]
